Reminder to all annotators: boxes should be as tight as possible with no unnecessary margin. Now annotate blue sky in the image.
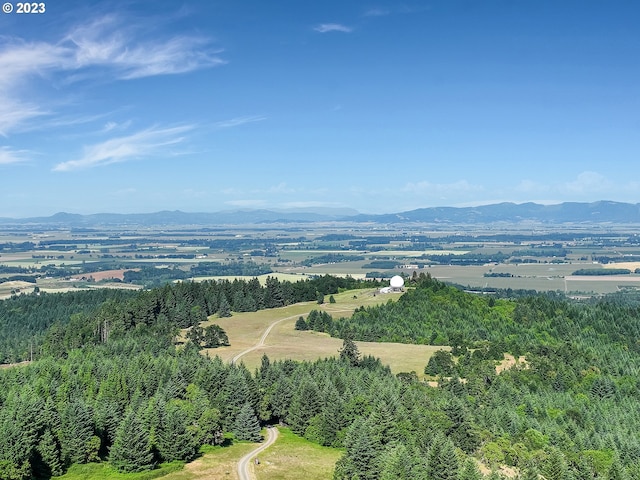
[1,0,639,217]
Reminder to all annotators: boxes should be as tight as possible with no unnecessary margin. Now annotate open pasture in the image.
[207,289,439,376]
[254,428,342,480]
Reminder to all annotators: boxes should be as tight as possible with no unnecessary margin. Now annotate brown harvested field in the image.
[205,288,443,377]
[82,268,138,281]
[602,262,640,271]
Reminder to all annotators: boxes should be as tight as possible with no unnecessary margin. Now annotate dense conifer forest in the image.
[2,273,640,479]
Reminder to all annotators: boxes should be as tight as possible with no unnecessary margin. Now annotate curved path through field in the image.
[237,426,278,480]
[230,314,302,364]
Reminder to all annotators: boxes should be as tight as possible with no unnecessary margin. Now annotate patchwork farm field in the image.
[3,222,640,296]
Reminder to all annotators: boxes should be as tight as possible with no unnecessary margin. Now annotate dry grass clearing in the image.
[205,288,442,377]
[496,354,527,374]
[0,280,35,299]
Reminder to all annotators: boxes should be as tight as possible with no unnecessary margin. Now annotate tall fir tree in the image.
[156,401,197,462]
[109,406,155,473]
[426,433,460,480]
[233,403,262,442]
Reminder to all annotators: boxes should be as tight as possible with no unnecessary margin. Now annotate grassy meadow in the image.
[52,427,342,480]
[253,428,342,480]
[206,288,444,377]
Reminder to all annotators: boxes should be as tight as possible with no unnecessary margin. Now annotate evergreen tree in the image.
[335,417,382,480]
[156,401,198,462]
[444,399,480,454]
[264,277,284,308]
[217,295,232,318]
[379,443,414,480]
[460,457,483,480]
[60,399,95,465]
[295,316,309,330]
[426,433,460,480]
[287,376,322,435]
[109,406,155,473]
[233,403,262,442]
[36,429,63,477]
[544,448,569,480]
[609,457,628,480]
[339,336,360,367]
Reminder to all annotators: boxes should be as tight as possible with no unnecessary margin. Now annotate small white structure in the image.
[390,275,405,292]
[380,275,405,294]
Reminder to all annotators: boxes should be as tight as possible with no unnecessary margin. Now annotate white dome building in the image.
[390,275,405,291]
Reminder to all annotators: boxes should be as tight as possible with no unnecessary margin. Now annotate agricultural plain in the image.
[3,221,640,298]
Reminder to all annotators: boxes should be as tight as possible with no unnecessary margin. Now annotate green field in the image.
[53,461,185,480]
[254,428,342,480]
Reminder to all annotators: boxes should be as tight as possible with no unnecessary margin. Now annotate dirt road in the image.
[230,314,302,364]
[237,426,278,480]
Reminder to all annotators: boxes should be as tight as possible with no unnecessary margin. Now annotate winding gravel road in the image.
[237,426,278,480]
[230,313,302,364]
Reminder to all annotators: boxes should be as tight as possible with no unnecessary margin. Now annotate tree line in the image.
[0,274,382,364]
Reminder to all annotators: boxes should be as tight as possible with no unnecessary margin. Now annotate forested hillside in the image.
[2,273,640,479]
[0,275,381,364]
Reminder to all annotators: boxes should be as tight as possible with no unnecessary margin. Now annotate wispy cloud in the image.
[65,16,225,79]
[102,120,132,133]
[53,125,192,172]
[0,147,29,165]
[224,199,267,208]
[314,23,353,33]
[364,8,390,17]
[563,171,612,194]
[0,100,48,137]
[213,116,266,129]
[402,179,484,196]
[0,14,223,135]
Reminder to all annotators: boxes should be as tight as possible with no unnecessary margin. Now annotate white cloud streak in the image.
[224,199,267,208]
[402,179,484,196]
[314,23,353,33]
[53,125,192,172]
[0,14,224,135]
[0,147,29,165]
[364,8,390,17]
[65,17,225,79]
[213,116,266,128]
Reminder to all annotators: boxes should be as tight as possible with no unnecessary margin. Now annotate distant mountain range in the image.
[2,201,640,226]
